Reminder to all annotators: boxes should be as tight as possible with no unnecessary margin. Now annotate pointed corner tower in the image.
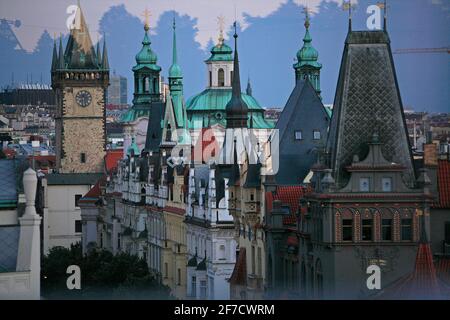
[326,21,415,188]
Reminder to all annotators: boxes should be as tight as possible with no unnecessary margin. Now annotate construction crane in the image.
[393,47,450,54]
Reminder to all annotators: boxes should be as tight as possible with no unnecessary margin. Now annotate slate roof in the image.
[46,173,103,185]
[326,30,415,188]
[144,101,165,152]
[274,79,329,185]
[0,225,20,273]
[0,160,18,208]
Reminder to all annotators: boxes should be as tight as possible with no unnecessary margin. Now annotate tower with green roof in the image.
[186,19,274,130]
[293,8,322,97]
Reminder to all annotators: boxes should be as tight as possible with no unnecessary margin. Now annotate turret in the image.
[293,7,322,97]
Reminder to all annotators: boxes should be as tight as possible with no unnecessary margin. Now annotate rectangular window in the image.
[80,153,86,163]
[295,130,303,140]
[401,218,413,241]
[164,262,168,278]
[342,219,353,241]
[177,268,181,285]
[359,177,370,192]
[191,276,196,297]
[313,130,321,140]
[382,219,393,241]
[75,194,82,207]
[209,71,212,87]
[75,220,82,233]
[362,219,373,241]
[382,177,393,192]
[200,280,207,299]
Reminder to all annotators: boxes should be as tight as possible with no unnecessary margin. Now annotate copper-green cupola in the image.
[132,21,162,105]
[293,9,322,97]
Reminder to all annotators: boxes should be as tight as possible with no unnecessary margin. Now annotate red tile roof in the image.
[164,206,185,215]
[434,159,450,209]
[105,149,123,173]
[79,177,106,204]
[265,186,306,225]
[229,247,247,286]
[378,242,443,299]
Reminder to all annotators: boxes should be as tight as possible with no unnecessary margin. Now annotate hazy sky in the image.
[0,0,449,112]
[1,0,345,52]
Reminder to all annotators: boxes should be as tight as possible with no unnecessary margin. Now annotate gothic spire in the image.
[96,40,102,67]
[246,77,252,96]
[58,35,64,69]
[169,16,182,79]
[102,36,109,70]
[225,22,248,129]
[51,38,58,72]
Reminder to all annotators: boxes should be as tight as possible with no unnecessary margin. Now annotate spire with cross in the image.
[217,15,225,46]
[142,7,151,32]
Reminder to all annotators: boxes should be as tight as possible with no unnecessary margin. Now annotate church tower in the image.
[293,8,322,97]
[51,4,109,173]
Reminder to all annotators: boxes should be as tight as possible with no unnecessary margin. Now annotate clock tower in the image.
[51,4,109,173]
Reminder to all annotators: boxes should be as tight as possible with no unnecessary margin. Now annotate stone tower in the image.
[51,4,109,173]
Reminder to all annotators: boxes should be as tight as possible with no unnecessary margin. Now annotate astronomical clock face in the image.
[75,90,92,107]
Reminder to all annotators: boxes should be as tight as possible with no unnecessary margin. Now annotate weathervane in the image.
[342,0,355,31]
[376,0,388,30]
[142,7,151,31]
[217,15,225,46]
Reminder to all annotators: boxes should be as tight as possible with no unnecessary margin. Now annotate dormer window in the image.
[295,130,303,140]
[382,177,392,192]
[359,177,370,192]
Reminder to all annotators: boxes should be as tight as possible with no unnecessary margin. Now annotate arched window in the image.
[153,78,157,93]
[144,77,150,92]
[218,68,225,87]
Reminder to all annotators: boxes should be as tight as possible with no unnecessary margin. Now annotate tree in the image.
[41,243,174,299]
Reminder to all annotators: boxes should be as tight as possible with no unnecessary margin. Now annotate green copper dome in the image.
[294,18,322,69]
[134,28,161,72]
[186,88,274,129]
[206,41,233,62]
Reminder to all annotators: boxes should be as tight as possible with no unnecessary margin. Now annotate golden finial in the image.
[303,6,311,29]
[142,7,151,32]
[217,15,225,46]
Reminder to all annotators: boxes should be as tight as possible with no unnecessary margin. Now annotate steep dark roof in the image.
[326,30,415,188]
[63,5,100,70]
[144,101,165,152]
[187,254,198,267]
[274,79,329,185]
